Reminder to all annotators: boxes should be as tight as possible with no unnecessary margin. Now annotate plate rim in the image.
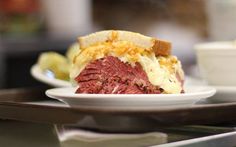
[45,86,216,102]
[186,76,236,91]
[30,64,71,87]
[215,86,236,92]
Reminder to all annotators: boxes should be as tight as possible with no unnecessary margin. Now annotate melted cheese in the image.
[139,54,183,94]
[70,41,184,94]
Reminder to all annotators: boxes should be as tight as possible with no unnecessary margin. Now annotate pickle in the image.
[38,52,70,81]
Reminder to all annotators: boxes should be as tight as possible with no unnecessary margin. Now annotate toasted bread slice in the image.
[78,30,171,56]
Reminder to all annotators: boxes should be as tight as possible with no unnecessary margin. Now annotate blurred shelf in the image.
[0,34,78,88]
[1,35,76,56]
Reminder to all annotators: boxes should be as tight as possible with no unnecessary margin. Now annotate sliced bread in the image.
[78,30,171,56]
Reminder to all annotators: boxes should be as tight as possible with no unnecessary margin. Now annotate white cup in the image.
[195,41,236,86]
[40,0,92,38]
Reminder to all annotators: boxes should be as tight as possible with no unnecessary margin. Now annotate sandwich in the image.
[70,30,184,94]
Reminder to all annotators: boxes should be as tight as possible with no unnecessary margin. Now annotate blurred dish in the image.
[31,64,71,87]
[185,76,236,103]
[31,42,79,87]
[37,52,70,81]
[209,86,236,103]
[36,43,80,81]
[45,86,216,109]
[195,41,236,86]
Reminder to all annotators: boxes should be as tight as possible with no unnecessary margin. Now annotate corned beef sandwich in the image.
[70,30,184,94]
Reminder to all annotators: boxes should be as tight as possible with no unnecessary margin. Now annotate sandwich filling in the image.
[71,40,184,94]
[75,56,162,94]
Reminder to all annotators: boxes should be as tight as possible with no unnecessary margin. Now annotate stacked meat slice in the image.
[75,56,162,94]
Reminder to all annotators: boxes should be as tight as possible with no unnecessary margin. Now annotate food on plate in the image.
[38,52,70,81]
[71,30,184,94]
[37,43,80,81]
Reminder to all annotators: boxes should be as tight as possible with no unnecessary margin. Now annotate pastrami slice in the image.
[75,56,162,94]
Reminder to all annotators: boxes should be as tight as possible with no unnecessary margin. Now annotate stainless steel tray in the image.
[1,88,236,146]
[0,88,236,126]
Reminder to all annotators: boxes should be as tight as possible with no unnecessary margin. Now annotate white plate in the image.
[185,76,236,103]
[45,86,216,109]
[30,64,71,87]
[208,86,236,103]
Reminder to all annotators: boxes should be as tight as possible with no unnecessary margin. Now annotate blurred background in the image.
[0,0,236,88]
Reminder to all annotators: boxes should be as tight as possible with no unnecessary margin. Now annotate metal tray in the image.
[0,88,236,126]
[1,88,236,146]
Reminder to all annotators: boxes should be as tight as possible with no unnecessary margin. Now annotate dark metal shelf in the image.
[1,35,75,56]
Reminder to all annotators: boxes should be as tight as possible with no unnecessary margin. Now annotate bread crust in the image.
[78,30,171,56]
[152,39,171,56]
